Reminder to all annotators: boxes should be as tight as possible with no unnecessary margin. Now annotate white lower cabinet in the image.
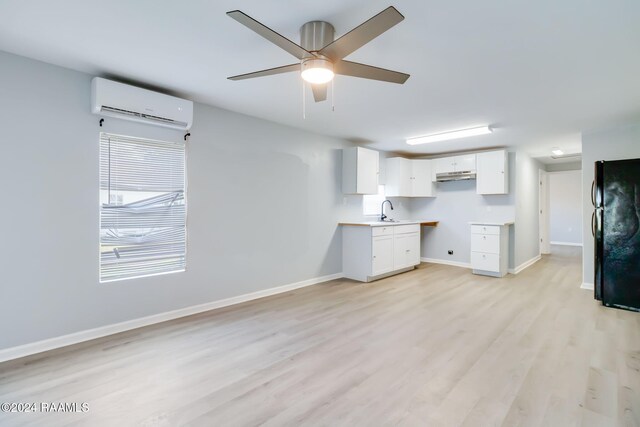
[470,223,511,277]
[394,230,420,269]
[343,223,421,282]
[372,235,394,276]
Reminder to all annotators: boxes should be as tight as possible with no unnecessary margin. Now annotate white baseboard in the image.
[580,282,595,291]
[550,241,583,247]
[421,257,472,269]
[423,255,541,276]
[508,254,542,275]
[0,272,344,363]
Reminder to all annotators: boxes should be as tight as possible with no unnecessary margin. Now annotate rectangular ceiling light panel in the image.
[406,126,492,145]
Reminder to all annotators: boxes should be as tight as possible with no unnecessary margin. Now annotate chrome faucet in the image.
[380,199,394,221]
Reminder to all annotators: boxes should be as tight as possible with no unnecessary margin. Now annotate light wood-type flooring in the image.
[1,246,638,426]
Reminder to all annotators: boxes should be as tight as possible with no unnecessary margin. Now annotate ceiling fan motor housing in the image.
[300,21,335,52]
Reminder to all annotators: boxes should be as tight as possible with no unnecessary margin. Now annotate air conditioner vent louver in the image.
[91,78,193,130]
[100,106,187,127]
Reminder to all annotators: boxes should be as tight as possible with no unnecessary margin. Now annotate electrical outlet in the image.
[448,250,454,255]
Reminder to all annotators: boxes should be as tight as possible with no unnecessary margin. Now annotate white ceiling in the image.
[1,0,639,162]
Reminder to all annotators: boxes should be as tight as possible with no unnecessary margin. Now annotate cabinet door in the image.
[393,233,408,269]
[454,154,476,172]
[411,159,435,197]
[394,232,420,269]
[476,150,508,195]
[385,157,411,197]
[356,147,379,194]
[471,252,500,272]
[372,235,394,276]
[406,232,421,266]
[435,157,455,174]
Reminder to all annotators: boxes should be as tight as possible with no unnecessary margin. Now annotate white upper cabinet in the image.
[434,154,476,175]
[411,160,435,196]
[435,157,456,175]
[385,158,435,197]
[342,147,379,194]
[476,150,509,195]
[385,157,411,196]
[454,154,476,172]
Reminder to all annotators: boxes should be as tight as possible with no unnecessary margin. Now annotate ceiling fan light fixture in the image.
[406,126,493,145]
[301,58,334,84]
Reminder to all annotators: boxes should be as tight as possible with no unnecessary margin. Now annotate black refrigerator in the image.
[593,158,640,312]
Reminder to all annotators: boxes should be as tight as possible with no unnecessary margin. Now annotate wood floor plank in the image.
[0,246,638,426]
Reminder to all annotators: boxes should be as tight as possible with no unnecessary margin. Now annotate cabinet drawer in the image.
[372,226,394,237]
[471,252,500,272]
[393,224,420,234]
[471,225,500,235]
[470,233,500,254]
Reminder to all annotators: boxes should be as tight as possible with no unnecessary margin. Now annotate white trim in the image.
[421,257,472,269]
[539,169,551,255]
[0,272,344,363]
[550,241,583,247]
[580,282,595,291]
[508,254,542,275]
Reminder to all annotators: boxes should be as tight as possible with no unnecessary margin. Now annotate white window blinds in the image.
[99,132,186,282]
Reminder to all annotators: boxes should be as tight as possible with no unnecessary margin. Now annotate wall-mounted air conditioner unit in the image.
[91,77,193,130]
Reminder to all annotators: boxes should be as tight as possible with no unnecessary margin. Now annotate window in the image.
[99,133,186,282]
[363,185,386,216]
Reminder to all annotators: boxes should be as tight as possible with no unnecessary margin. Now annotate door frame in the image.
[539,169,551,254]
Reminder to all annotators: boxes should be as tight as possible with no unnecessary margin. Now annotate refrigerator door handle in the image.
[591,180,596,207]
[591,211,596,237]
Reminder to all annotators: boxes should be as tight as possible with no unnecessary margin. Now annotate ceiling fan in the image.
[226,6,410,102]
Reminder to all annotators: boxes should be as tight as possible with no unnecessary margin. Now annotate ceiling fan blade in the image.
[334,61,410,84]
[318,6,404,61]
[227,10,312,60]
[311,84,328,102]
[228,63,300,81]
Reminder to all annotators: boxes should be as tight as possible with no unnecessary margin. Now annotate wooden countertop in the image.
[338,221,439,227]
[468,221,515,226]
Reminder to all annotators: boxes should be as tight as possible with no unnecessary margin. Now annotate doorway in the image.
[540,168,583,255]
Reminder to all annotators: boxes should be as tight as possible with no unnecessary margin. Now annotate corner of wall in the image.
[513,150,544,267]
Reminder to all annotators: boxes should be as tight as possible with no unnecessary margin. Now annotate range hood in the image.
[435,171,477,182]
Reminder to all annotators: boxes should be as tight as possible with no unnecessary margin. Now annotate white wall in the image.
[410,153,517,267]
[0,51,367,351]
[406,151,543,271]
[514,152,544,267]
[549,171,582,245]
[0,48,561,352]
[581,122,640,285]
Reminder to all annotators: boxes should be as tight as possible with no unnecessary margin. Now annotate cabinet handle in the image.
[483,236,486,240]
[406,249,410,252]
